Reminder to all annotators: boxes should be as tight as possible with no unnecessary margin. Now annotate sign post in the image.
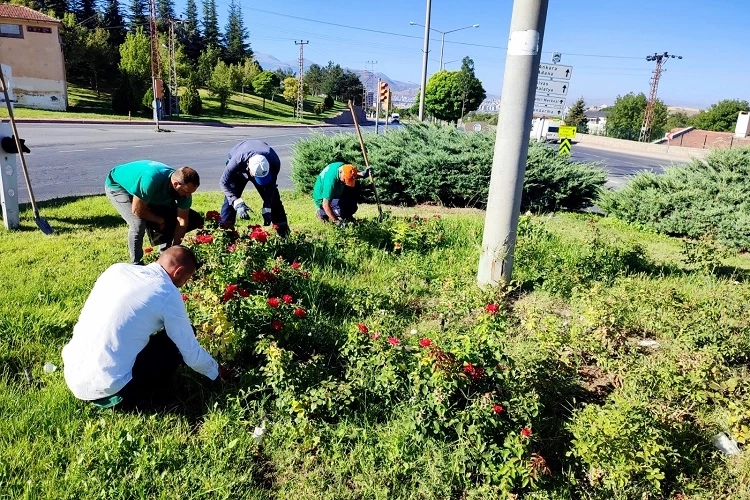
[558,125,576,156]
[533,61,573,119]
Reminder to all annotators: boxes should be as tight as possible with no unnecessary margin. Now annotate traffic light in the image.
[379,81,388,102]
[384,90,391,112]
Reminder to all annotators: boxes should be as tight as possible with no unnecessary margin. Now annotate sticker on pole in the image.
[507,30,539,56]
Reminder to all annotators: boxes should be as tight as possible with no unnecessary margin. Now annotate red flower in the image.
[238,288,250,298]
[252,270,269,283]
[222,284,239,302]
[291,262,301,269]
[294,307,306,318]
[267,297,280,308]
[181,293,188,301]
[370,332,380,341]
[144,247,153,254]
[357,323,369,334]
[282,294,293,304]
[302,271,311,279]
[272,266,281,274]
[196,234,214,244]
[462,362,484,382]
[485,303,499,315]
[521,427,532,438]
[387,337,400,345]
[493,404,504,415]
[250,227,268,243]
[205,210,221,222]
[271,319,283,331]
[419,338,432,348]
[227,243,237,253]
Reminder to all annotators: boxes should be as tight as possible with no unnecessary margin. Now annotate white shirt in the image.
[62,262,218,400]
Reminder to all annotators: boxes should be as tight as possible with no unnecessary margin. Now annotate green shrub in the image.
[313,102,323,115]
[599,147,750,250]
[513,216,649,298]
[180,73,203,116]
[291,124,605,210]
[141,86,154,111]
[111,74,141,115]
[323,94,334,110]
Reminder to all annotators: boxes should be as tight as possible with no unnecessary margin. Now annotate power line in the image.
[244,7,646,60]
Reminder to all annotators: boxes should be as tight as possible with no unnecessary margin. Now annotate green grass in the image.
[3,193,750,498]
[0,83,347,125]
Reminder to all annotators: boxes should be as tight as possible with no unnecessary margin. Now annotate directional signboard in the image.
[533,106,563,117]
[534,95,565,107]
[538,63,573,80]
[535,79,569,96]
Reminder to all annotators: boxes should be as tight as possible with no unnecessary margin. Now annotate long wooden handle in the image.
[0,67,40,216]
[348,100,382,219]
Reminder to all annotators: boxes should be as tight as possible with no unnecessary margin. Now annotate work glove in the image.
[360,167,374,178]
[233,199,251,220]
[261,209,272,226]
[335,218,347,228]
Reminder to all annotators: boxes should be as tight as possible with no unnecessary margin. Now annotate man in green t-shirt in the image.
[312,162,372,224]
[105,160,204,264]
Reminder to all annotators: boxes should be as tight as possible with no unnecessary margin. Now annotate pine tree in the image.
[102,0,126,49]
[201,0,220,49]
[564,97,588,133]
[43,0,68,19]
[223,0,247,65]
[73,0,98,27]
[127,0,148,33]
[178,0,203,63]
[156,0,175,22]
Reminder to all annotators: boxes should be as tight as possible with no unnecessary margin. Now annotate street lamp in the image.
[409,21,479,70]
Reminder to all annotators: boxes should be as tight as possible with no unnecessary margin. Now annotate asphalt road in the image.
[5,122,679,203]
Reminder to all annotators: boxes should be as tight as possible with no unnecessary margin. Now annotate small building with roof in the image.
[0,4,66,111]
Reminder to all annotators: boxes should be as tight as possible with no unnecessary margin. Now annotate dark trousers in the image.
[117,330,183,408]
[317,186,359,221]
[220,178,288,227]
[147,205,204,248]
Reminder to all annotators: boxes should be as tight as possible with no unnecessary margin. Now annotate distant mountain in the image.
[254,52,314,74]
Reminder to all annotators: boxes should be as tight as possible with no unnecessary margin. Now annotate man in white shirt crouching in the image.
[62,245,227,409]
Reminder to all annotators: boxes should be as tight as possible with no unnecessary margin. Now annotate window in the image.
[0,23,23,38]
[27,26,52,34]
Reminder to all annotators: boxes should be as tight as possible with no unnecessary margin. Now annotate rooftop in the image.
[0,5,60,23]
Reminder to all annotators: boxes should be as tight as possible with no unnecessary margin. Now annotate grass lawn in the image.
[0,83,347,125]
[2,192,750,498]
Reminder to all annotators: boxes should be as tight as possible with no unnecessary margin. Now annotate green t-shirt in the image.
[105,160,191,209]
[312,162,345,208]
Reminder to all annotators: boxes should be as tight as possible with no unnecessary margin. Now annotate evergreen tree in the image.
[127,0,148,32]
[73,0,98,27]
[223,0,248,65]
[156,0,175,22]
[565,97,589,133]
[43,0,68,19]
[101,0,126,49]
[456,56,485,120]
[178,0,203,63]
[201,0,220,49]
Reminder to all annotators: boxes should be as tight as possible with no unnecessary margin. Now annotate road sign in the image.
[538,63,573,80]
[535,79,569,96]
[534,95,565,107]
[533,106,563,117]
[559,138,571,156]
[558,125,577,139]
[552,52,562,64]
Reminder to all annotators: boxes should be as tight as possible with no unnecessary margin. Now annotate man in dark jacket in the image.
[219,139,290,237]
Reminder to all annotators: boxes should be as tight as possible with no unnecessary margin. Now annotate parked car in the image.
[389,113,400,124]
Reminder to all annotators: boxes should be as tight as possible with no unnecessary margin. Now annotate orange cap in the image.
[341,164,358,187]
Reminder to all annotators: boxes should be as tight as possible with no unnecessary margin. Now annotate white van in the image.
[389,113,400,124]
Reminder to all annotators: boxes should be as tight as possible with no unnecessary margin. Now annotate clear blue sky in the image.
[174,0,749,109]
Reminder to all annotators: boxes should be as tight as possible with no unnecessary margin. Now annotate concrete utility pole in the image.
[477,0,549,287]
[639,52,682,143]
[418,0,431,121]
[167,19,182,117]
[295,40,309,121]
[364,60,377,115]
[148,0,162,130]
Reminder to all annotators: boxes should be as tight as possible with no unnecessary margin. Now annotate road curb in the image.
[8,118,342,128]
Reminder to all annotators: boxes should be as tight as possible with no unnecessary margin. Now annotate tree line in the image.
[4,0,365,116]
[563,93,749,141]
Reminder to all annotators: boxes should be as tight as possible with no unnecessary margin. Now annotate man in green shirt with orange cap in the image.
[312,161,372,224]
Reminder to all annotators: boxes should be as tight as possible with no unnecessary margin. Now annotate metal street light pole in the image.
[410,21,480,71]
[418,0,431,122]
